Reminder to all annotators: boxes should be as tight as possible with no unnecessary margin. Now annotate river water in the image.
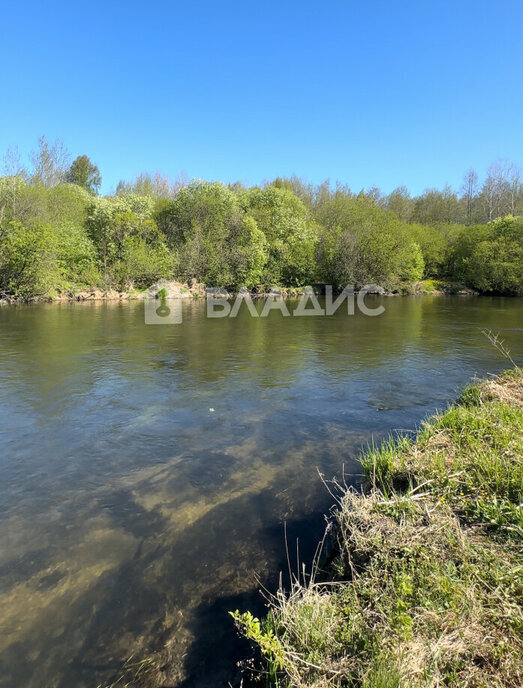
[0,296,521,687]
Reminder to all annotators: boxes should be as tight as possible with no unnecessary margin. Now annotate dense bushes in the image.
[0,173,521,298]
[447,216,523,294]
[156,181,268,288]
[242,185,317,286]
[314,196,425,288]
[84,195,173,288]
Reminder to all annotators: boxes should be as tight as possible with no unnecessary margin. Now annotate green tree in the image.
[407,223,449,277]
[0,220,59,296]
[387,186,413,222]
[66,155,102,194]
[314,194,423,288]
[243,185,317,286]
[412,186,461,224]
[157,181,268,287]
[116,234,174,288]
[47,183,91,225]
[228,215,267,288]
[86,194,156,276]
[446,216,522,293]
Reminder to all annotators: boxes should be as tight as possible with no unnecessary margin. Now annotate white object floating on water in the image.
[209,408,215,412]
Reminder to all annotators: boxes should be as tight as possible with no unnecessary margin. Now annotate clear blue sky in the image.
[1,1,521,195]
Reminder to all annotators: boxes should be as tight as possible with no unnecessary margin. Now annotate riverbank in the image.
[232,368,523,687]
[0,279,480,305]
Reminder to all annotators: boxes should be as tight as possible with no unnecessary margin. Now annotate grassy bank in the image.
[232,369,523,687]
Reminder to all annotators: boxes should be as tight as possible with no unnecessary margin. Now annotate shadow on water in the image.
[173,591,261,688]
[165,510,333,688]
[60,489,334,688]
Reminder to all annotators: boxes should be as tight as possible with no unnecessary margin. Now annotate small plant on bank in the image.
[230,610,286,685]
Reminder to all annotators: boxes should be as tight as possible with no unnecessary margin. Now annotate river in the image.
[0,295,521,687]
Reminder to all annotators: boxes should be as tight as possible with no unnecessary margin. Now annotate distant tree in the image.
[506,162,521,215]
[86,194,155,275]
[115,180,132,196]
[412,186,459,224]
[408,222,449,277]
[482,166,497,222]
[46,184,91,226]
[441,184,461,223]
[2,145,26,179]
[271,177,294,191]
[115,171,187,198]
[460,169,479,225]
[387,186,413,222]
[480,160,522,221]
[66,155,102,195]
[483,161,512,221]
[313,179,336,209]
[1,146,27,220]
[367,185,386,207]
[0,219,58,296]
[156,181,267,287]
[284,176,316,208]
[30,136,70,188]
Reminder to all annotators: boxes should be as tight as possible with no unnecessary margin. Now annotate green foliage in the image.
[85,195,163,284]
[116,171,178,198]
[243,185,317,286]
[1,177,48,225]
[0,180,168,296]
[30,135,70,188]
[0,159,521,297]
[314,196,424,288]
[160,180,239,246]
[66,155,102,194]
[46,183,91,225]
[394,239,424,282]
[407,222,449,277]
[228,215,268,288]
[156,181,268,288]
[230,610,285,682]
[114,235,174,289]
[386,185,413,222]
[447,216,523,294]
[0,220,60,296]
[412,185,461,224]
[54,221,100,288]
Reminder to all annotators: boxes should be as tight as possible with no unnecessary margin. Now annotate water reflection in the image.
[0,296,521,687]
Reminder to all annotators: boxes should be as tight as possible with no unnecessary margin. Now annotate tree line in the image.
[0,136,521,298]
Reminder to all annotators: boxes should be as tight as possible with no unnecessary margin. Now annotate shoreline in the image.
[232,369,523,687]
[0,280,482,306]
